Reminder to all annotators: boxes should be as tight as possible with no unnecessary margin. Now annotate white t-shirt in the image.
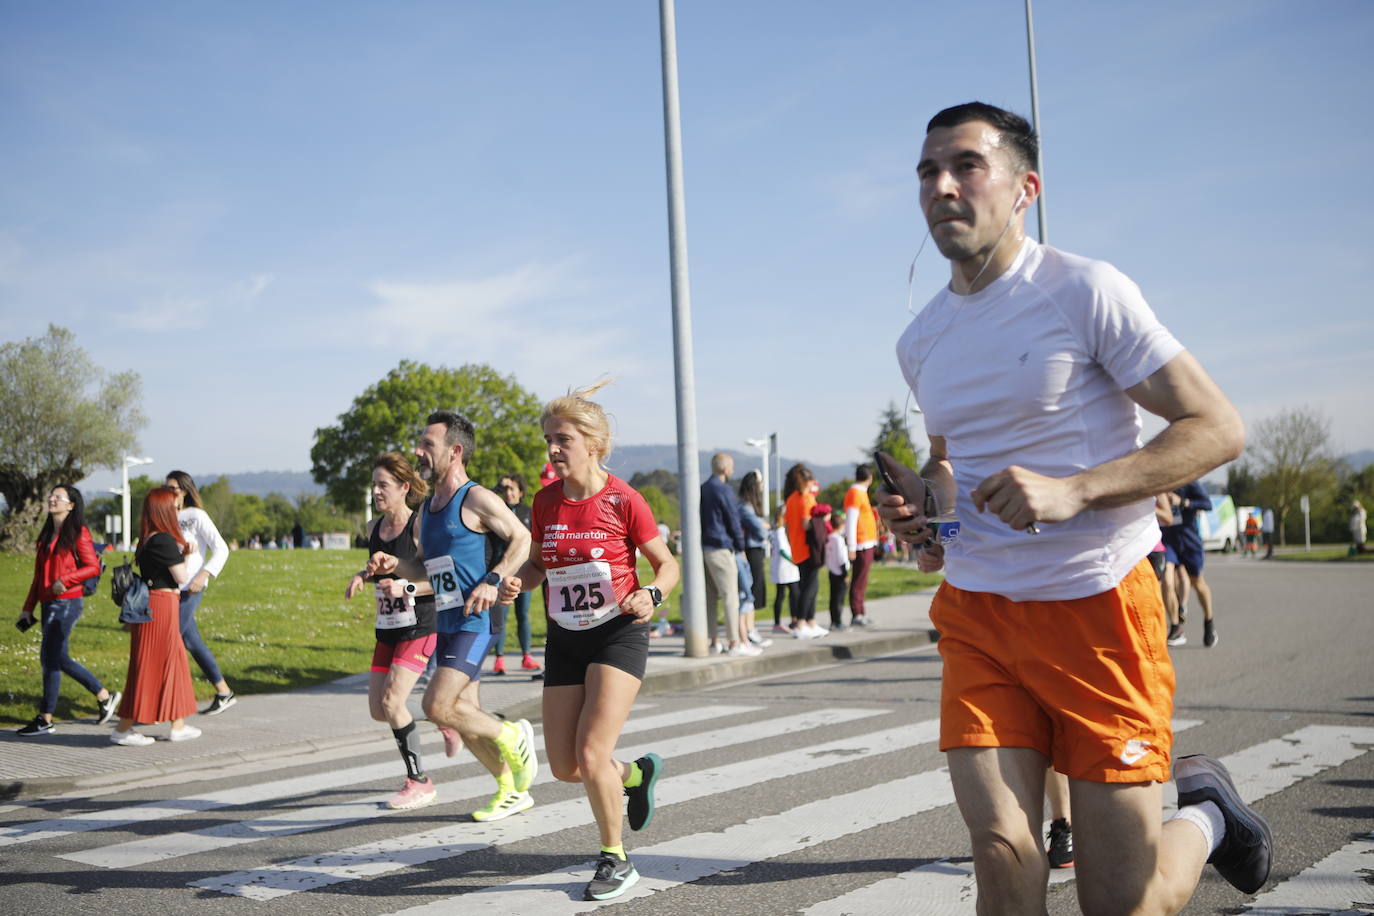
[896,239,1184,602]
[177,506,229,588]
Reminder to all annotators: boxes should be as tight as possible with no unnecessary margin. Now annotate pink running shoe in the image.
[386,776,437,810]
[440,726,462,758]
[521,654,543,672]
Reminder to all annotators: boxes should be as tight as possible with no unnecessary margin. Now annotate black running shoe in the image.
[1046,818,1074,868]
[584,853,639,901]
[1204,619,1218,648]
[625,753,662,831]
[97,691,122,725]
[16,715,53,737]
[1175,754,1273,894]
[201,692,237,716]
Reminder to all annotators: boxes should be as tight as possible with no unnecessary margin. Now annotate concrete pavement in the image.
[0,587,938,801]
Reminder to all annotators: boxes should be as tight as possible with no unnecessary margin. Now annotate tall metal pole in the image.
[658,0,707,658]
[121,460,131,551]
[1024,0,1048,244]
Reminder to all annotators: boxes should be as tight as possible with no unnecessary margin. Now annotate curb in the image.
[3,626,940,801]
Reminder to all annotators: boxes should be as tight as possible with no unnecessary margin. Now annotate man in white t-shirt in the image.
[881,102,1268,913]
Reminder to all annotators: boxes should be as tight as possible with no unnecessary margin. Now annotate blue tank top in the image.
[419,481,488,634]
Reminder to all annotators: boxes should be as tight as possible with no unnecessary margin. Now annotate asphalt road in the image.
[3,557,1371,915]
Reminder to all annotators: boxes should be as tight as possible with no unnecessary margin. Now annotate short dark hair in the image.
[500,472,526,496]
[854,464,872,482]
[427,409,476,464]
[927,102,1038,176]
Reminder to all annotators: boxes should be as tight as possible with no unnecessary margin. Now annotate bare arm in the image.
[462,486,531,615]
[971,351,1244,531]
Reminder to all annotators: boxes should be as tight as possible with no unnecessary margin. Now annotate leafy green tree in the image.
[198,477,237,539]
[0,325,146,549]
[1249,406,1336,546]
[310,360,545,510]
[229,493,270,544]
[630,468,679,495]
[636,484,680,532]
[819,479,853,512]
[263,493,297,540]
[1225,463,1258,507]
[871,402,921,471]
[295,493,359,537]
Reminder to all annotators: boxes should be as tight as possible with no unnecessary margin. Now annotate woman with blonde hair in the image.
[345,453,441,810]
[498,381,679,902]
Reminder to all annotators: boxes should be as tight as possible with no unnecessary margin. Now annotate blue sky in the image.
[4,1,1372,495]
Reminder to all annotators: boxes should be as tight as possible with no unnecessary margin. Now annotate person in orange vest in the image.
[843,464,880,627]
[1243,512,1261,557]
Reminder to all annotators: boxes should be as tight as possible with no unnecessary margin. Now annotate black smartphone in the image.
[15,616,34,632]
[873,451,936,547]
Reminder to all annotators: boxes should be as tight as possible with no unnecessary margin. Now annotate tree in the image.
[819,478,853,512]
[1248,406,1336,546]
[310,360,546,509]
[871,402,921,471]
[0,325,146,549]
[1225,463,1259,507]
[636,484,680,532]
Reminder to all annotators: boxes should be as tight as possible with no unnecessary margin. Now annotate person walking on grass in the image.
[164,471,237,715]
[372,411,538,823]
[15,485,120,737]
[498,381,680,901]
[346,453,440,810]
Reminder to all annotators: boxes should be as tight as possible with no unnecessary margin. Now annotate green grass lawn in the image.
[1,549,939,726]
[1267,544,1374,562]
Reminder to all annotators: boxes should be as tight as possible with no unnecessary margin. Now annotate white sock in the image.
[1171,800,1225,856]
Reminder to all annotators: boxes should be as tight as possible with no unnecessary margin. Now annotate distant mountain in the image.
[1343,450,1374,472]
[200,470,324,500]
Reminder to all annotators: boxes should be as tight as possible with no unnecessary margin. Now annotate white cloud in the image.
[112,295,209,332]
[243,273,273,299]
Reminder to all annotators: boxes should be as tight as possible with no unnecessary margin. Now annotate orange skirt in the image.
[117,589,196,724]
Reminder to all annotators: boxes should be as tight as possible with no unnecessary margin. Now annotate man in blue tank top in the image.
[374,410,537,822]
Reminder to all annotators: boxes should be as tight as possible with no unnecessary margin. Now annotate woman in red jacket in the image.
[16,486,121,737]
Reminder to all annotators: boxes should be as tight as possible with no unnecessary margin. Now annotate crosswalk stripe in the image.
[1244,832,1374,913]
[64,706,881,869]
[0,703,755,849]
[383,768,961,915]
[804,720,1374,915]
[191,715,942,899]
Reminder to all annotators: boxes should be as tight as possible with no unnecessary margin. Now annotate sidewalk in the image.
[0,588,938,801]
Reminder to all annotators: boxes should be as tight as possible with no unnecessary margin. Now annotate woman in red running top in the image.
[498,381,679,903]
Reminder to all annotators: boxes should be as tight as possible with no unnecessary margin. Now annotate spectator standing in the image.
[768,505,799,633]
[1261,507,1275,559]
[489,473,541,675]
[737,470,771,647]
[1351,500,1368,553]
[783,464,824,637]
[15,485,120,737]
[843,464,879,627]
[111,488,199,745]
[823,508,851,630]
[700,453,756,656]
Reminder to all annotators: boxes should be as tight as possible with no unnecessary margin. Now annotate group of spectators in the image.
[699,454,884,654]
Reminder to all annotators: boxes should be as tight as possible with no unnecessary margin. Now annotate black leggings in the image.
[797,559,820,623]
[773,581,798,626]
[744,547,766,613]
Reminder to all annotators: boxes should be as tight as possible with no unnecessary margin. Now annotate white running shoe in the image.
[169,725,202,742]
[727,642,762,657]
[110,730,154,747]
[747,629,773,647]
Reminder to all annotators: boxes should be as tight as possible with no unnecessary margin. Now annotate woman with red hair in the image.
[110,487,199,746]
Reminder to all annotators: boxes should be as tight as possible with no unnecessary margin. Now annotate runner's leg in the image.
[578,662,642,850]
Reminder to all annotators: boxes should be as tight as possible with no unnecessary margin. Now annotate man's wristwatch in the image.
[480,571,501,588]
[642,585,664,608]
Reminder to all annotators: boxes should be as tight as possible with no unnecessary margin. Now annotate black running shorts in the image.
[543,614,650,686]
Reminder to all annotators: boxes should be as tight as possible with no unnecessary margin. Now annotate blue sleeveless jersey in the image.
[419,481,489,634]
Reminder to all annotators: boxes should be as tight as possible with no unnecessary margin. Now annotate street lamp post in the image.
[746,436,771,518]
[121,455,154,550]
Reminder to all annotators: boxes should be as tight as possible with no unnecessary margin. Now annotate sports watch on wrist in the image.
[481,571,501,588]
[643,585,664,608]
